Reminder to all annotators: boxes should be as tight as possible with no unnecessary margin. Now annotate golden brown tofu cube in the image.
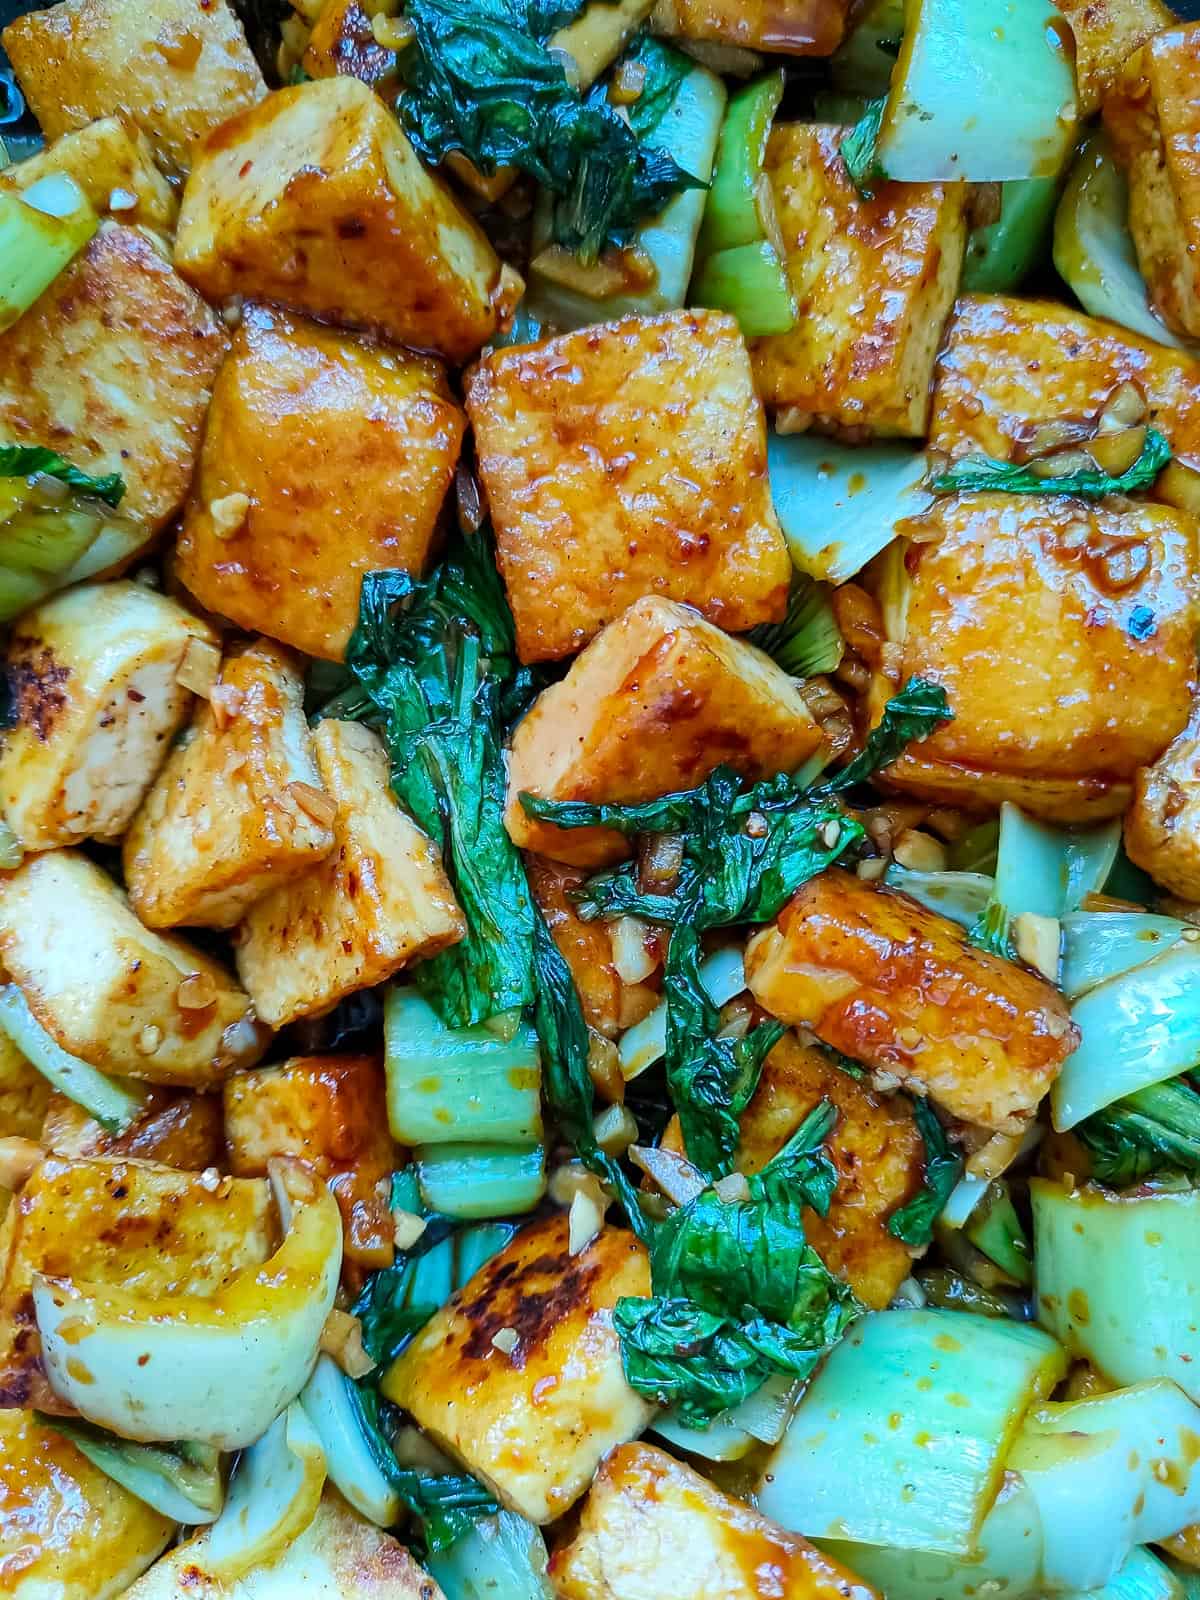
[237,719,465,1029]
[550,1442,876,1600]
[0,1408,173,1600]
[0,1155,271,1410]
[526,855,660,1040]
[1125,691,1200,898]
[1105,25,1200,340]
[224,1056,395,1267]
[751,124,968,437]
[41,1088,223,1170]
[468,310,791,663]
[745,868,1079,1134]
[302,0,397,87]
[0,581,216,852]
[0,116,178,232]
[175,305,464,661]
[174,76,504,363]
[661,1030,923,1309]
[862,495,1199,822]
[0,222,227,542]
[0,1033,51,1142]
[930,295,1200,467]
[506,597,825,867]
[2,0,265,176]
[651,0,850,54]
[124,639,336,929]
[0,851,268,1090]
[383,1214,654,1524]
[1052,0,1174,116]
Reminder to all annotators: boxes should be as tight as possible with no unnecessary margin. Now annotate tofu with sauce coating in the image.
[550,1442,877,1600]
[237,719,465,1029]
[745,868,1079,1134]
[0,116,178,232]
[930,295,1200,466]
[0,1407,174,1599]
[661,1030,924,1308]
[41,1087,223,1170]
[651,0,851,54]
[124,639,336,929]
[2,0,263,177]
[1052,0,1174,116]
[1105,24,1200,340]
[0,582,216,852]
[0,1155,272,1411]
[174,77,504,363]
[224,1056,395,1268]
[175,305,464,661]
[0,851,268,1089]
[0,1033,51,1141]
[1125,691,1200,898]
[467,310,791,663]
[862,495,1199,822]
[506,596,826,868]
[382,1214,654,1524]
[0,222,227,545]
[302,0,397,87]
[751,124,968,436]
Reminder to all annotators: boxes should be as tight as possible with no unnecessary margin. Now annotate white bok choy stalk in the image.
[205,1401,326,1582]
[757,1309,1064,1555]
[1009,1380,1200,1593]
[41,1417,224,1524]
[33,1158,341,1448]
[883,867,992,929]
[1031,1180,1200,1401]
[1072,1548,1187,1600]
[300,1355,403,1528]
[1060,913,1188,1002]
[426,1510,554,1600]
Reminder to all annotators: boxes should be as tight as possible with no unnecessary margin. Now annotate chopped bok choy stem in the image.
[746,574,843,678]
[300,1355,404,1528]
[454,1223,518,1290]
[205,1401,326,1582]
[0,984,147,1135]
[963,176,1061,293]
[883,866,992,930]
[0,174,97,333]
[963,1180,1032,1286]
[415,1143,547,1220]
[425,1509,554,1600]
[829,0,903,97]
[40,1416,224,1524]
[1060,912,1188,1001]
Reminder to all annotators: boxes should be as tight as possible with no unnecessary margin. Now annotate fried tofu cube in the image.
[237,719,465,1029]
[225,1056,395,1267]
[745,868,1079,1133]
[122,1488,444,1600]
[41,1088,223,1170]
[383,1214,654,1524]
[0,1408,173,1599]
[1052,0,1174,116]
[1105,24,1200,340]
[175,305,464,661]
[302,0,397,88]
[651,0,851,54]
[1125,691,1200,898]
[526,856,660,1040]
[468,310,790,663]
[124,639,336,929]
[930,295,1200,467]
[0,116,178,232]
[2,0,265,176]
[661,1030,924,1308]
[0,851,268,1089]
[550,1442,876,1600]
[0,222,227,542]
[751,124,968,437]
[0,1155,271,1410]
[174,76,504,363]
[0,582,216,852]
[862,495,1199,822]
[505,597,826,867]
[0,1034,51,1142]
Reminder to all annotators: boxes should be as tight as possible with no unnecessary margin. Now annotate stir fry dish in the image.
[4,0,1200,1596]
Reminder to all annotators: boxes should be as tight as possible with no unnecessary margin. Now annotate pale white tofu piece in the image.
[2,0,265,176]
[0,116,179,232]
[0,850,269,1089]
[174,76,505,363]
[0,581,216,851]
[550,1442,877,1600]
[124,638,336,929]
[383,1214,655,1525]
[0,1154,272,1411]
[236,719,465,1028]
[0,222,228,544]
[0,1407,174,1599]
[121,1489,444,1599]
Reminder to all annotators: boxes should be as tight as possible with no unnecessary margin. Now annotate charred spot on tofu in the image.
[505,596,826,867]
[751,124,968,437]
[7,643,72,744]
[467,309,791,663]
[302,0,397,87]
[745,868,1079,1133]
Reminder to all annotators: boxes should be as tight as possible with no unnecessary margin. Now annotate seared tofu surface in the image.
[382,1214,655,1523]
[1053,0,1175,115]
[0,116,179,232]
[40,1086,223,1169]
[467,310,791,662]
[1125,690,1200,898]
[0,1033,51,1142]
[651,0,851,54]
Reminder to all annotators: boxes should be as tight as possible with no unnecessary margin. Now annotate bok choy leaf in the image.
[885,1096,962,1248]
[930,428,1172,498]
[1076,1077,1200,1186]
